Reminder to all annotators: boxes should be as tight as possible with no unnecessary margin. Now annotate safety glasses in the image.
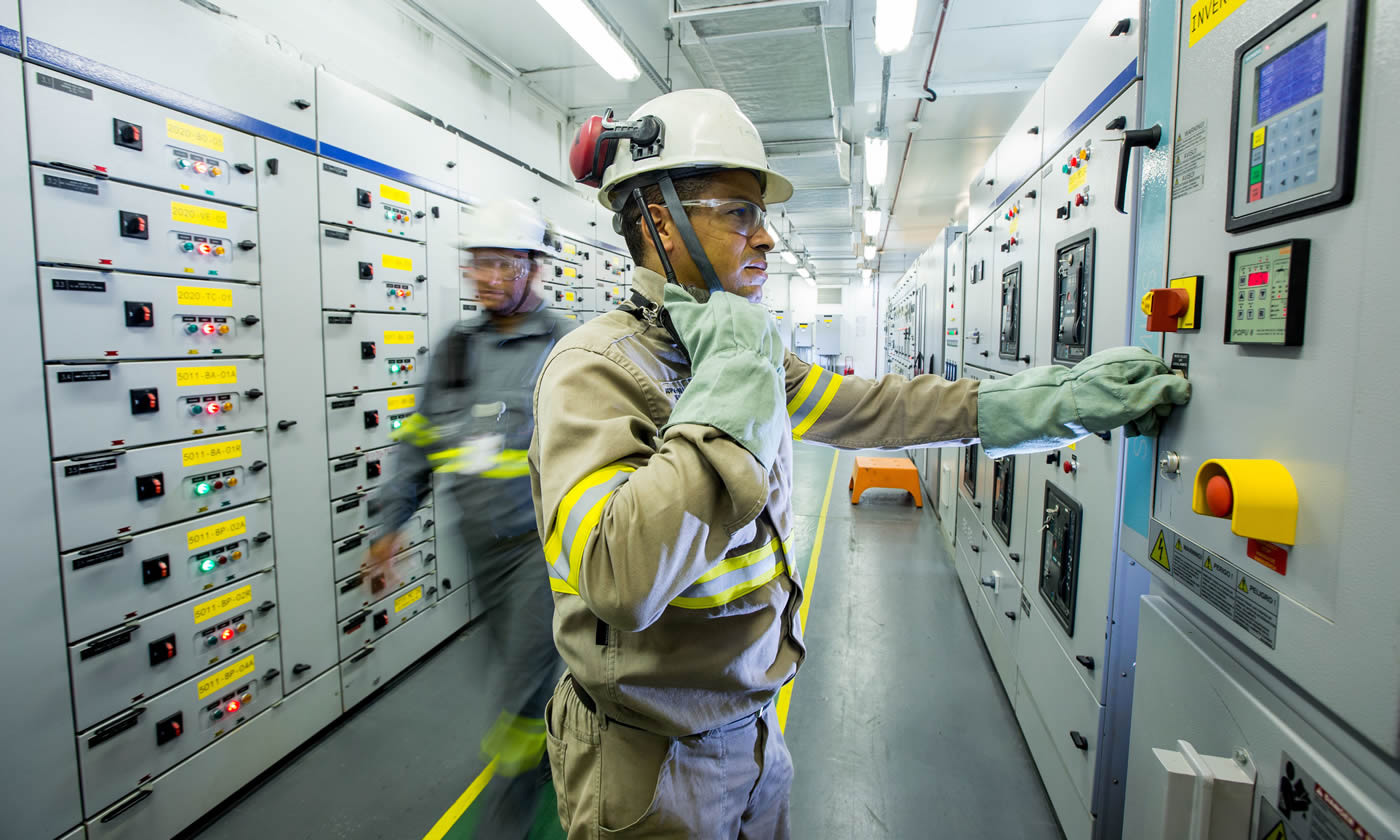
[464,255,531,274]
[678,198,768,238]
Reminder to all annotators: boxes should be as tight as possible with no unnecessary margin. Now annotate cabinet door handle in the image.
[1070,730,1089,751]
[1076,655,1095,671]
[1115,124,1162,213]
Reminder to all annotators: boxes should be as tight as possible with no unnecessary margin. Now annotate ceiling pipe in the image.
[879,0,949,256]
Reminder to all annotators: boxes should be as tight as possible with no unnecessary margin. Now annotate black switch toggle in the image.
[120,211,149,240]
[244,388,263,400]
[356,188,372,208]
[555,266,563,277]
[155,712,184,745]
[114,119,144,150]
[249,460,267,473]
[364,410,380,429]
[136,472,165,500]
[361,341,377,359]
[148,634,177,665]
[372,610,389,631]
[242,315,260,326]
[238,240,256,251]
[129,388,160,415]
[125,300,154,327]
[358,261,374,280]
[416,274,427,283]
[366,459,382,479]
[141,555,171,585]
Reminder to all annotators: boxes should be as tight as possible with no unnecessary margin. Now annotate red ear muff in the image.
[570,115,617,187]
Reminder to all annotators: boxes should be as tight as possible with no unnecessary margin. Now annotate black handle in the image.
[416,274,427,283]
[1025,190,1037,200]
[973,501,982,509]
[425,553,436,563]
[1004,611,1017,621]
[1009,553,1020,564]
[277,420,297,431]
[47,160,109,179]
[266,158,279,176]
[1115,124,1162,214]
[238,240,257,251]
[292,98,311,110]
[1018,355,1031,364]
[349,648,374,664]
[1110,17,1131,36]
[244,388,263,399]
[263,668,280,681]
[249,460,267,473]
[293,663,312,674]
[1105,116,1127,131]
[979,350,989,357]
[1046,451,1061,466]
[242,315,261,326]
[1070,730,1089,750]
[970,544,981,553]
[423,519,435,528]
[100,788,153,823]
[415,211,426,219]
[1076,655,1096,670]
[254,531,272,544]
[235,163,255,174]
[340,574,364,593]
[1027,126,1039,135]
[446,161,457,169]
[1095,430,1112,441]
[257,600,276,614]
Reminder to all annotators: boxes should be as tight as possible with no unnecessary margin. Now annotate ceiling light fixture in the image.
[875,0,918,57]
[535,0,641,82]
[863,243,877,261]
[796,266,811,278]
[864,130,889,189]
[779,250,798,265]
[862,268,873,282]
[863,207,882,237]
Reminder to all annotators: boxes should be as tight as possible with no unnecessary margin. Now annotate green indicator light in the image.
[195,482,212,496]
[391,419,402,429]
[389,364,400,373]
[200,558,218,573]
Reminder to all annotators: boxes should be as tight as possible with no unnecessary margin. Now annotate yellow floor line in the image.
[422,757,497,840]
[776,448,840,733]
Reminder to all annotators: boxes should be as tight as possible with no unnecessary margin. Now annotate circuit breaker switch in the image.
[1142,288,1190,332]
[1192,459,1297,545]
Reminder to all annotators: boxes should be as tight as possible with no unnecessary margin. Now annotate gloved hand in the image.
[659,284,788,469]
[977,346,1190,458]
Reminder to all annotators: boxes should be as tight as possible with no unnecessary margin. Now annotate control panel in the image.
[1224,238,1309,345]
[1051,229,1095,365]
[1227,0,1363,231]
[998,262,1025,363]
[1038,483,1082,636]
[322,311,429,393]
[325,387,423,456]
[991,455,1016,546]
[338,571,437,660]
[319,226,428,314]
[318,162,426,240]
[335,543,435,621]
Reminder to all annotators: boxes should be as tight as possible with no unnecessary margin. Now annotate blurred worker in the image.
[530,89,1190,838]
[370,198,575,838]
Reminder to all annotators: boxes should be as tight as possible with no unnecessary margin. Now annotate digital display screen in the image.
[1256,26,1327,123]
[1247,271,1270,287]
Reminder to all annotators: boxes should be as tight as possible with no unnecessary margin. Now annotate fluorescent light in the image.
[863,243,877,260]
[864,131,889,189]
[796,266,811,278]
[863,207,882,237]
[875,0,918,56]
[862,268,873,282]
[779,250,798,265]
[536,0,641,82]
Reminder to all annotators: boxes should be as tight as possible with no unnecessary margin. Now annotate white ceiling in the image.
[418,0,1101,283]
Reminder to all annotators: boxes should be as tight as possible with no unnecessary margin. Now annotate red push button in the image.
[1204,474,1233,517]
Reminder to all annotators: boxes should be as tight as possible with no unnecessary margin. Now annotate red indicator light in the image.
[193,161,208,174]
[197,243,213,255]
[226,699,240,712]
[206,402,221,414]
[220,627,236,641]
[201,323,217,335]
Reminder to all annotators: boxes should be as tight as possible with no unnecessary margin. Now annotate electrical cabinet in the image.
[317,162,426,241]
[61,500,275,643]
[25,65,259,208]
[77,638,283,816]
[322,311,430,394]
[31,170,261,282]
[962,227,995,368]
[338,569,438,660]
[325,387,424,456]
[328,446,397,501]
[318,225,428,314]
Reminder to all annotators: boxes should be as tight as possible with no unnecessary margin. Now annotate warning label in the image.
[1173,121,1208,199]
[1148,520,1280,648]
[1259,753,1379,840]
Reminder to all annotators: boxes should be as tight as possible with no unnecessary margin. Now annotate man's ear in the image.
[647,203,676,258]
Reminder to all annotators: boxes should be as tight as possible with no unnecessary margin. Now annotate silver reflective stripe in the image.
[788,366,834,430]
[548,469,633,585]
[674,554,783,602]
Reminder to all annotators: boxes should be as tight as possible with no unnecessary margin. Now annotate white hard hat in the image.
[591,89,793,211]
[460,198,549,253]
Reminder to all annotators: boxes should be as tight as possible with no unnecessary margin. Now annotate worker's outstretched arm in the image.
[785,346,1189,457]
[531,344,771,633]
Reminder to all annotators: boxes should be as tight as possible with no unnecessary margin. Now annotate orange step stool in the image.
[849,456,923,507]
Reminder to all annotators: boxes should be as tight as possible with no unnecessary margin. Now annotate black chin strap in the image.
[656,173,725,296]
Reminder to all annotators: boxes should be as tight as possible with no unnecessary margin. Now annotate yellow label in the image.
[386,394,416,410]
[564,292,576,302]
[380,184,411,205]
[383,330,414,345]
[171,201,229,230]
[166,118,225,153]
[562,267,578,278]
[187,516,247,551]
[1189,0,1250,46]
[183,438,243,468]
[1009,218,1020,237]
[394,586,424,613]
[193,584,253,625]
[563,244,577,256]
[176,365,238,387]
[382,254,413,272]
[177,285,234,308]
[1067,166,1089,194]
[197,653,256,699]
[1252,126,1267,148]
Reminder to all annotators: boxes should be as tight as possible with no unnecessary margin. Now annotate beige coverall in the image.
[529,267,981,838]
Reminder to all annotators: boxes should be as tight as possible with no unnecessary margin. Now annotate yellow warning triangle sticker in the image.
[1150,531,1170,571]
[1205,557,1214,570]
[1263,820,1287,840]
[1239,577,1250,593]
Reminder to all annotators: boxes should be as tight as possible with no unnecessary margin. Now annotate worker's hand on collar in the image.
[976,346,1191,458]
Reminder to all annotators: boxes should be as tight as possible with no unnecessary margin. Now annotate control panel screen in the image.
[1226,239,1310,346]
[1256,27,1327,123]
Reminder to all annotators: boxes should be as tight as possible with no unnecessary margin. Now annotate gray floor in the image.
[186,444,1061,839]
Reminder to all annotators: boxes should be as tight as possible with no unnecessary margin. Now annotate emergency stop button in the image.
[1192,459,1297,545]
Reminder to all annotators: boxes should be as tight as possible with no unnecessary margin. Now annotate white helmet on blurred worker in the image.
[460,198,550,253]
[571,89,793,212]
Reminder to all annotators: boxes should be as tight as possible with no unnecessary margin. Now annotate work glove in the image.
[659,284,788,469]
[977,346,1191,458]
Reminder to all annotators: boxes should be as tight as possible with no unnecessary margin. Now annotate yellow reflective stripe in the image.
[393,412,438,446]
[481,449,530,479]
[549,577,579,595]
[691,538,781,585]
[566,491,612,590]
[545,464,636,586]
[791,373,843,439]
[670,562,785,609]
[786,365,824,416]
[427,448,464,462]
